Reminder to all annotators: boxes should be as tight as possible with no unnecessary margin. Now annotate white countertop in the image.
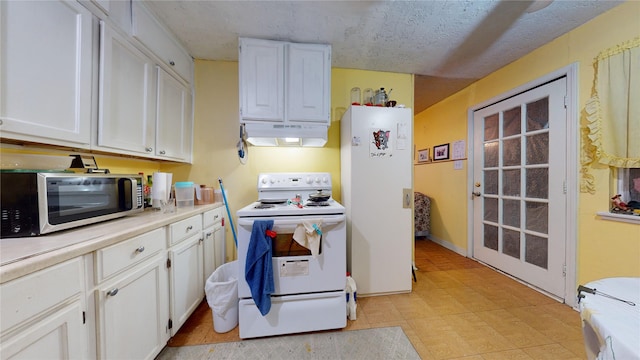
[0,203,224,284]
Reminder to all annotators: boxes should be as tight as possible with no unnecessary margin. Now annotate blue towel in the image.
[245,220,274,315]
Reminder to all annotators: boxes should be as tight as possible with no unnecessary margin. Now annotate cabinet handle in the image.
[159,150,166,155]
[145,147,153,152]
[135,246,145,253]
[186,225,193,232]
[169,60,175,66]
[107,288,119,297]
[206,231,213,238]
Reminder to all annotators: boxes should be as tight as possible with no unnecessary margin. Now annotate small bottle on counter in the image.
[146,175,153,208]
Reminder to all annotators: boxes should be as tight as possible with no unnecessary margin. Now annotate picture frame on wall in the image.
[417,148,430,163]
[433,143,450,161]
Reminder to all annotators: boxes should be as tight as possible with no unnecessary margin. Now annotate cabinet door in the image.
[202,222,225,284]
[239,38,284,121]
[287,43,331,124]
[213,222,226,270]
[97,255,169,360]
[168,233,203,336]
[0,300,87,360]
[156,67,193,162]
[131,0,193,83]
[0,0,92,147]
[98,22,157,156]
[202,226,216,284]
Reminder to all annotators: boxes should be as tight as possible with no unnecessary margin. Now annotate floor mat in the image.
[156,326,420,359]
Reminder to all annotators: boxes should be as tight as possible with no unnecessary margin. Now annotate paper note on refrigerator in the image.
[396,122,408,150]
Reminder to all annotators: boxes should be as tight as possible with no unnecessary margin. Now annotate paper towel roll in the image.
[152,172,172,202]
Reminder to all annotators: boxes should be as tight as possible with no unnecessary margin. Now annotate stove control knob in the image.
[314,177,321,184]
[270,178,276,184]
[306,176,313,184]
[322,176,329,184]
[261,178,268,184]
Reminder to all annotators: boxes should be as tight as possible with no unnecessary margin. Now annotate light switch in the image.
[403,188,412,209]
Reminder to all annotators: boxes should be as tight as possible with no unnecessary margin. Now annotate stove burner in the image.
[305,201,330,207]
[254,204,275,209]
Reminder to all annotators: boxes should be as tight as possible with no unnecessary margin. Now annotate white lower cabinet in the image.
[1,208,225,360]
[94,228,169,360]
[1,301,86,360]
[202,207,226,283]
[96,255,169,359]
[168,216,204,336]
[0,258,87,360]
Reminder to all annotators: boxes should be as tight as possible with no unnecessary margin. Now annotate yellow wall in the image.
[415,2,640,284]
[176,63,413,260]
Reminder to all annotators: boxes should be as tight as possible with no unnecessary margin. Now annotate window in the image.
[614,168,640,209]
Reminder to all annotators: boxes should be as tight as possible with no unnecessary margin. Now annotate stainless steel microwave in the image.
[1,172,144,238]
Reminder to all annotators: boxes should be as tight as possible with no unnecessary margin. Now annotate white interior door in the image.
[472,78,567,298]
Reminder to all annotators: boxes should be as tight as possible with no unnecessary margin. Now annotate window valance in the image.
[582,37,640,193]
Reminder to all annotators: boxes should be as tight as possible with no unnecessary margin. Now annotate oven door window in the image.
[271,231,322,257]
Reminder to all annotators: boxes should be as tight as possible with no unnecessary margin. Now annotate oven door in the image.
[237,214,346,298]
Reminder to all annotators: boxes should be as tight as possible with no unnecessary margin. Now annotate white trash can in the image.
[205,260,239,333]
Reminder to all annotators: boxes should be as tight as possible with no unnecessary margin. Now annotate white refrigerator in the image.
[340,105,413,296]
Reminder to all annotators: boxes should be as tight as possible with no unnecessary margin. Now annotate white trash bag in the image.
[205,260,239,333]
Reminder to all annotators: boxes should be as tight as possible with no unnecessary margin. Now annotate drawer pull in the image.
[205,232,213,239]
[135,246,145,253]
[145,147,153,152]
[107,288,119,297]
[186,225,193,232]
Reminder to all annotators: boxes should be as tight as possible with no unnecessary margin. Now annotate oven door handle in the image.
[237,216,345,227]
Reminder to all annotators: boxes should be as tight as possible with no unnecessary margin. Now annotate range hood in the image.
[243,123,328,147]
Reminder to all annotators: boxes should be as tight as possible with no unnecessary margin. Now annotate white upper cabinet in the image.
[239,38,285,121]
[239,38,331,125]
[287,43,332,123]
[156,67,193,162]
[0,0,194,163]
[132,1,193,84]
[97,21,157,156]
[83,0,131,33]
[0,0,93,148]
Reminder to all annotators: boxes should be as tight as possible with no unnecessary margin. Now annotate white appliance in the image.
[341,105,413,296]
[236,172,346,339]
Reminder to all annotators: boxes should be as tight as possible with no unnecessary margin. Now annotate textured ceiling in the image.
[145,0,622,113]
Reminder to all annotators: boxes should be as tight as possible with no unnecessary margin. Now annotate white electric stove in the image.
[236,172,345,217]
[236,172,347,339]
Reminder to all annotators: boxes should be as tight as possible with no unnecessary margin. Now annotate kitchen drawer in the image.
[95,227,166,282]
[131,1,192,83]
[0,257,83,333]
[202,207,224,229]
[169,214,202,246]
